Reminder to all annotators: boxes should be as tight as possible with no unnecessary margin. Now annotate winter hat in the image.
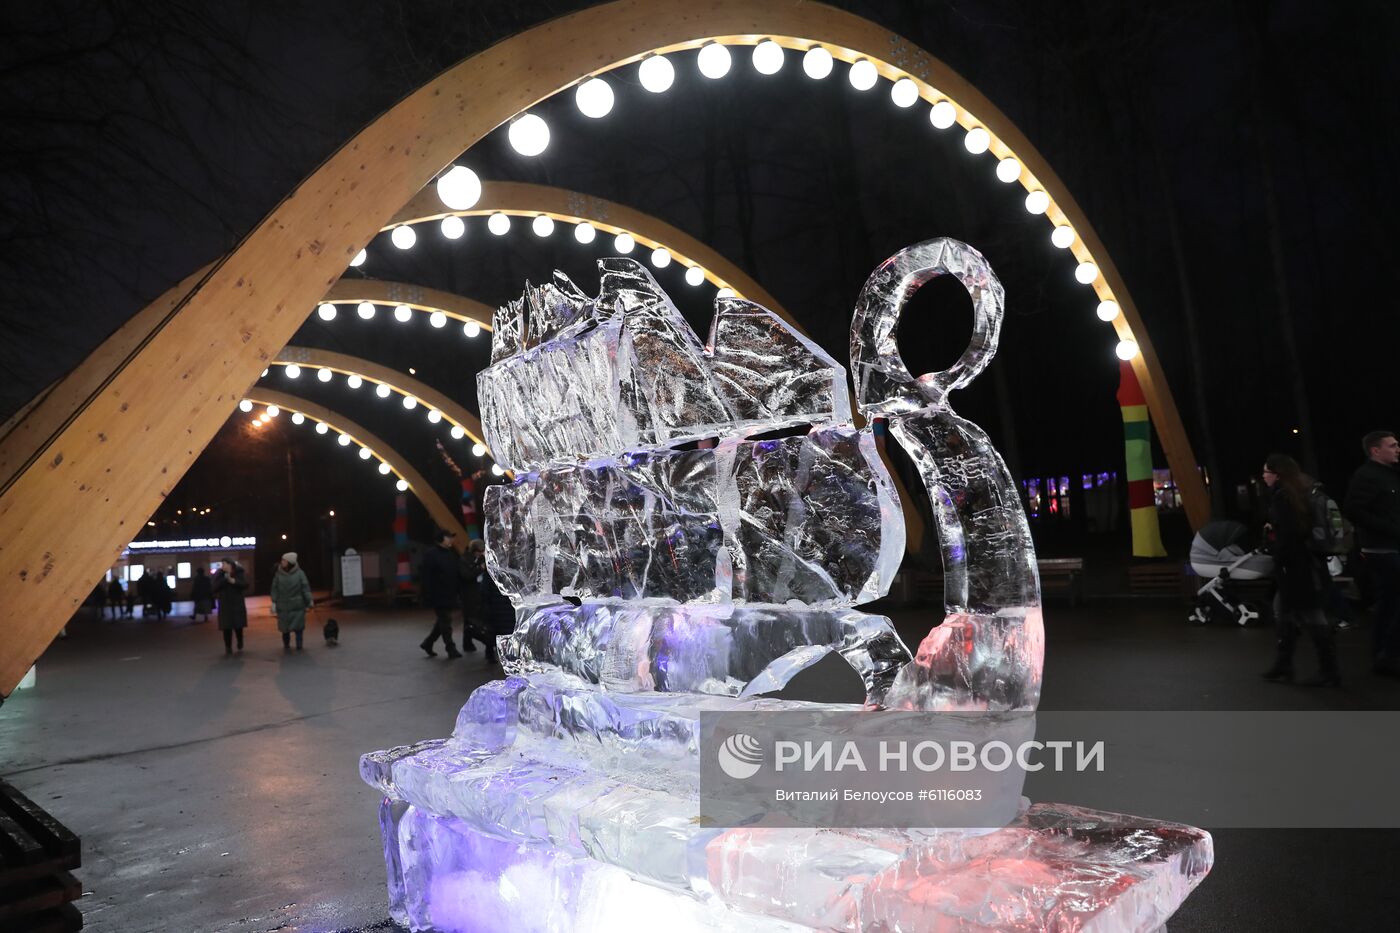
[282,552,298,565]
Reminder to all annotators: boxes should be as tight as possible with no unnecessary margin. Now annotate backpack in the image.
[1308,484,1354,556]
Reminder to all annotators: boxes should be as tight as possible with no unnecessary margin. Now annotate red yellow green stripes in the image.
[1117,362,1167,558]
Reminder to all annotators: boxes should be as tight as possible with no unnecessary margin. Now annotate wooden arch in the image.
[0,0,1204,692]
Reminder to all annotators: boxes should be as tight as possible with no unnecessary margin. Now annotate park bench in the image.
[1128,561,1193,601]
[0,779,82,931]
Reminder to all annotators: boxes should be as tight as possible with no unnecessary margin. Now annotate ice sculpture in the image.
[363,246,1212,931]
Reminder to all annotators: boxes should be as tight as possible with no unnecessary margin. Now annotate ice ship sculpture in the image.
[361,241,1213,931]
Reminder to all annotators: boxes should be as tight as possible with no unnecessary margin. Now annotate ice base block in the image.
[362,674,1212,932]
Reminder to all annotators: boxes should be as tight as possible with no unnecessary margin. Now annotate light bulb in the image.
[929,100,957,129]
[315,422,328,435]
[429,311,447,328]
[803,46,833,79]
[697,43,731,79]
[507,113,549,156]
[291,412,305,425]
[471,442,486,457]
[378,462,391,475]
[1115,339,1139,361]
[238,399,252,412]
[1024,190,1050,214]
[395,479,408,492]
[1075,262,1099,285]
[357,301,375,320]
[463,321,481,338]
[531,215,554,237]
[375,383,390,398]
[574,221,596,244]
[490,464,504,476]
[1051,226,1076,249]
[337,433,351,446]
[964,127,991,154]
[394,304,412,323]
[638,54,674,92]
[614,232,635,253]
[358,447,371,460]
[402,396,418,410]
[752,40,784,75]
[440,215,465,239]
[849,58,878,90]
[262,368,268,377]
[1097,300,1120,322]
[487,212,510,235]
[317,368,332,382]
[450,425,465,440]
[349,248,367,267]
[891,77,919,108]
[347,374,363,389]
[996,158,1021,183]
[284,364,301,379]
[427,409,442,424]
[390,225,416,249]
[650,247,671,268]
[435,165,481,210]
[575,77,614,118]
[317,303,336,321]
[265,405,279,417]
[685,266,705,286]
[716,287,735,299]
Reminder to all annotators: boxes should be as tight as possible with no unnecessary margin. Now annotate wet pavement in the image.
[2,596,1398,931]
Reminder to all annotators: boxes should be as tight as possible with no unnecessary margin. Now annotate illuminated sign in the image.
[124,536,257,552]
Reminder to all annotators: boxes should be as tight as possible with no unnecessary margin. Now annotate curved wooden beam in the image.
[322,279,495,330]
[386,180,789,326]
[0,0,1204,693]
[243,388,468,547]
[270,347,488,449]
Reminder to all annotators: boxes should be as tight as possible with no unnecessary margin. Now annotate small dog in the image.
[323,617,340,645]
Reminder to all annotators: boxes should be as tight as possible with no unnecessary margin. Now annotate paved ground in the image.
[2,597,1398,931]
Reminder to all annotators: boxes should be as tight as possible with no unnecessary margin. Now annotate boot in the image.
[295,631,304,651]
[282,632,291,652]
[420,638,437,658]
[444,638,463,660]
[1299,633,1341,687]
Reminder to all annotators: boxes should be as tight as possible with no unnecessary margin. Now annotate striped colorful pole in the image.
[1117,362,1168,558]
[394,492,413,593]
[459,476,480,540]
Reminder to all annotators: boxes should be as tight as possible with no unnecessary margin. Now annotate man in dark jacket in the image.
[1344,430,1400,675]
[419,528,466,659]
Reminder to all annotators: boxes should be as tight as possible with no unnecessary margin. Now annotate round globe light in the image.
[435,165,481,210]
[394,304,412,323]
[337,433,351,447]
[650,247,671,268]
[803,46,833,79]
[531,215,554,237]
[638,54,675,92]
[450,425,465,440]
[614,232,635,253]
[848,58,878,90]
[507,113,549,156]
[262,368,268,377]
[402,396,418,410]
[390,225,417,250]
[752,40,784,75]
[487,212,511,235]
[357,301,375,320]
[317,368,332,383]
[575,77,614,118]
[996,157,1021,183]
[891,77,920,107]
[349,248,367,267]
[284,365,301,379]
[463,321,481,338]
[574,221,596,244]
[1115,339,1139,361]
[1075,262,1100,285]
[358,446,371,460]
[291,412,305,425]
[238,399,252,412]
[429,311,447,328]
[347,374,363,389]
[375,383,391,398]
[1097,300,1121,322]
[1051,226,1076,249]
[265,405,279,418]
[378,462,391,475]
[1024,190,1050,214]
[716,287,735,299]
[471,442,487,457]
[427,409,442,424]
[490,464,504,477]
[929,100,957,129]
[396,479,409,492]
[315,422,328,435]
[697,43,731,79]
[685,266,705,287]
[317,302,337,321]
[964,127,991,154]
[440,215,465,240]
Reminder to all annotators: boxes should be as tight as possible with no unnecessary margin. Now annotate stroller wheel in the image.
[1188,609,1208,625]
[1238,602,1261,626]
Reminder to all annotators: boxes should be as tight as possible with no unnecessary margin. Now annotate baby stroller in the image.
[1188,520,1274,626]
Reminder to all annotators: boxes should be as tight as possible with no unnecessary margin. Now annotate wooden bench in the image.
[1128,561,1193,601]
[0,780,82,931]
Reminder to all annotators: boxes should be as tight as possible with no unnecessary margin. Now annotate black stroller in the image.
[1188,521,1274,626]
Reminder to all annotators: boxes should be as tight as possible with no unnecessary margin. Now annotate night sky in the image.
[2,0,1395,579]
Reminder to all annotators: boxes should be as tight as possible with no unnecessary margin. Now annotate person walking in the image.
[136,567,154,616]
[1260,454,1340,686]
[106,578,125,619]
[152,570,172,620]
[419,529,465,659]
[211,559,248,655]
[271,552,314,651]
[458,539,487,654]
[477,552,514,666]
[1344,430,1400,677]
[190,567,214,621]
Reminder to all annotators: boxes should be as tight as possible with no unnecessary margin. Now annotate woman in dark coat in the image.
[211,559,249,655]
[190,567,214,621]
[477,553,515,666]
[1260,454,1339,685]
